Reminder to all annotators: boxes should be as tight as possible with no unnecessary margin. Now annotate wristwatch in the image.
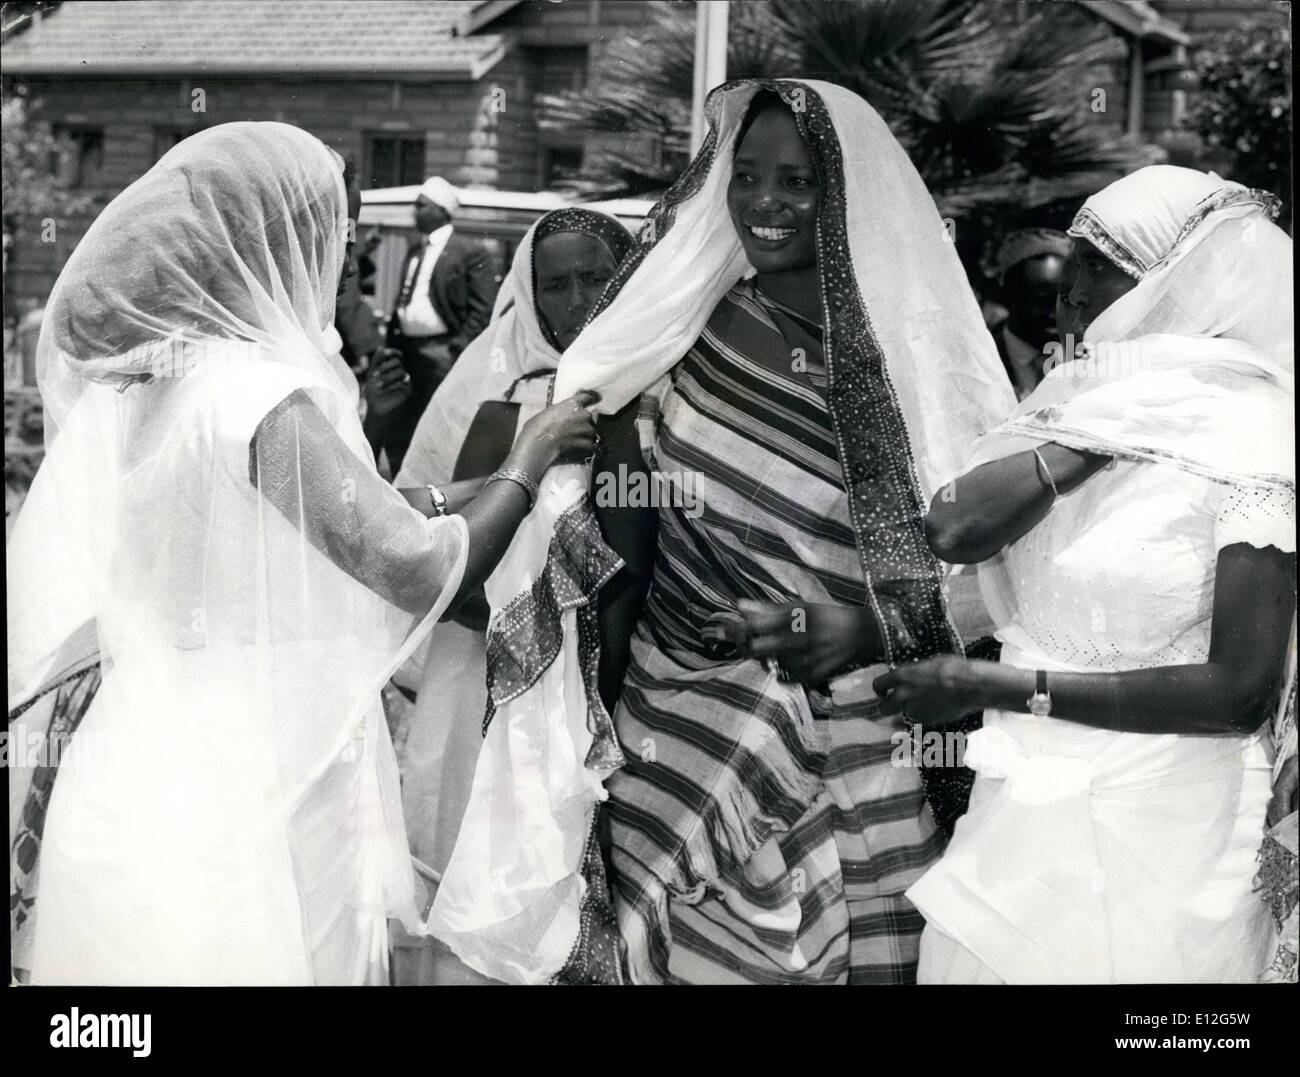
[425,483,448,517]
[1026,669,1052,717]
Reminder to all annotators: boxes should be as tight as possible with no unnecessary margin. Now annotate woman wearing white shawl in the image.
[428,79,1014,984]
[6,122,596,985]
[876,166,1295,982]
[389,207,633,984]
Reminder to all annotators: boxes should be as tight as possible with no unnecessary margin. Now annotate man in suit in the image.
[990,228,1072,401]
[373,176,498,473]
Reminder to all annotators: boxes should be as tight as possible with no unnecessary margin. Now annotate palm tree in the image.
[538,0,1158,279]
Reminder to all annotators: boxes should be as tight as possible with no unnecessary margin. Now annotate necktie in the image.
[398,240,427,309]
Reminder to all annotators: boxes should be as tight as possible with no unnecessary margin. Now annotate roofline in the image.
[0,36,511,80]
[1077,1,1192,46]
[464,0,524,34]
[0,2,518,79]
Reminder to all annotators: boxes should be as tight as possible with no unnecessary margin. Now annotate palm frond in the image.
[537,0,1160,275]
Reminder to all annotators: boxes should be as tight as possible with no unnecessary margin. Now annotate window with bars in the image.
[365,134,427,188]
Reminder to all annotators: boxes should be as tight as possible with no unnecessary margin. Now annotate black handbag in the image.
[445,370,553,631]
[451,369,553,481]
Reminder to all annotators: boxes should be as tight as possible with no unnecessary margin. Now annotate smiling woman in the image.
[560,79,1018,985]
[726,90,820,314]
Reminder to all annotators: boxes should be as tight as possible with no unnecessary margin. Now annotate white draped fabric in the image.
[395,209,631,884]
[8,122,467,985]
[429,78,1014,984]
[908,166,1294,983]
[393,215,567,889]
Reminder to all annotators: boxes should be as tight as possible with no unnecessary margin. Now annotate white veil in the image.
[8,122,468,984]
[395,207,634,489]
[970,166,1294,490]
[430,79,1013,984]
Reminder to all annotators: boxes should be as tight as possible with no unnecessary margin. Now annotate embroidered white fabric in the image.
[910,165,1293,984]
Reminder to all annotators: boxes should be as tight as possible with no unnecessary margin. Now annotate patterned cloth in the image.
[606,281,942,984]
[10,665,101,980]
[1258,667,1298,983]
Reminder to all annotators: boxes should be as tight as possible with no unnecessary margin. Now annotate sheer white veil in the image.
[9,122,467,983]
[972,166,1293,491]
[36,120,356,435]
[12,121,360,712]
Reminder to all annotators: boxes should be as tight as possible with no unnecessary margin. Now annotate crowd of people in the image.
[7,77,1296,987]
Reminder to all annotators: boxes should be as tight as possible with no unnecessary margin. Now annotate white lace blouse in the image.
[979,458,1296,672]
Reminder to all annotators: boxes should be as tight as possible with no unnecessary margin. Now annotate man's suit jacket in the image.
[391,230,498,360]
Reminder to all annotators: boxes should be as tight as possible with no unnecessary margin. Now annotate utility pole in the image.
[689,1,729,155]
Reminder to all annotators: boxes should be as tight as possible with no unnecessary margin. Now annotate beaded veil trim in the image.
[1068,186,1282,280]
[549,807,625,985]
[1155,185,1282,271]
[1066,208,1146,278]
[482,499,627,771]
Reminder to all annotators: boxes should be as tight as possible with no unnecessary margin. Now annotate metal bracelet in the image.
[425,483,448,517]
[487,466,539,508]
[1032,447,1059,500]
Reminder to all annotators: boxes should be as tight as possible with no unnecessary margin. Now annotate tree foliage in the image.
[1,85,92,234]
[1190,23,1291,222]
[539,0,1157,280]
[540,2,1153,207]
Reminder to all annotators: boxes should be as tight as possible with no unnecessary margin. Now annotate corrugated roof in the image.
[0,1,519,77]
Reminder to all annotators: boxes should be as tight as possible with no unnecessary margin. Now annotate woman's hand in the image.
[736,601,880,687]
[509,389,601,478]
[873,656,984,724]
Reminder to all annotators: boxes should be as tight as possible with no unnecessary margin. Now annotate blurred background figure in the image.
[991,228,1072,400]
[334,158,382,377]
[335,260,381,374]
[356,228,383,300]
[374,176,498,474]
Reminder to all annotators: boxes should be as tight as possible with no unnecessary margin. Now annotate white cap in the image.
[417,176,460,214]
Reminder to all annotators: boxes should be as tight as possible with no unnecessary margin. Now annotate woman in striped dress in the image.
[592,82,1016,984]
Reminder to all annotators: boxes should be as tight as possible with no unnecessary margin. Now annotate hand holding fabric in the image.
[737,600,881,686]
[874,656,984,724]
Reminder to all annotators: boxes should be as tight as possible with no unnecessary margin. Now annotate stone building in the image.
[1,0,657,308]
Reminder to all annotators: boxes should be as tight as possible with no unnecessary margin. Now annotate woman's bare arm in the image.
[925,444,1112,564]
[252,390,596,616]
[397,477,487,516]
[876,542,1296,735]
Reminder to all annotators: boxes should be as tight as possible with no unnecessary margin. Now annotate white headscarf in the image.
[429,79,1014,984]
[395,207,634,489]
[972,165,1293,490]
[418,176,460,214]
[9,122,468,983]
